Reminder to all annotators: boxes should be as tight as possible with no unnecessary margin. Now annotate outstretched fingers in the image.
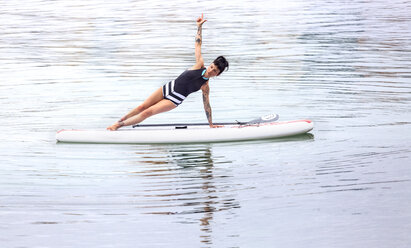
[196,13,207,26]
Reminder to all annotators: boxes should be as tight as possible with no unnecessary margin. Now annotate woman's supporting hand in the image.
[210,124,224,128]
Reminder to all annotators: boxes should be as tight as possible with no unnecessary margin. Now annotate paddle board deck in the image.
[56,119,314,144]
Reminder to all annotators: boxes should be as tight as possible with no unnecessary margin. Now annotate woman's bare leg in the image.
[123,99,176,126]
[107,99,176,130]
[107,87,165,130]
[120,87,164,121]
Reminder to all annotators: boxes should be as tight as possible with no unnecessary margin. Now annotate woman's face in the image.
[206,63,221,78]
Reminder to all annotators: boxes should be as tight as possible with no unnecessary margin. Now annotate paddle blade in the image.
[247,114,279,124]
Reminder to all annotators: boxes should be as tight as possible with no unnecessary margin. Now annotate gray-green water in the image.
[1,0,410,247]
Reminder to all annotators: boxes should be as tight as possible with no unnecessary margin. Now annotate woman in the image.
[107,14,229,131]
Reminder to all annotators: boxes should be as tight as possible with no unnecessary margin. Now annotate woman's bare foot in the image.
[107,121,124,131]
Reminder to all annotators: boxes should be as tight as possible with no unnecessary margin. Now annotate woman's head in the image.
[206,56,229,78]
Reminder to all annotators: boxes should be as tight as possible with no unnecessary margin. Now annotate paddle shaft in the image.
[132,121,245,128]
[131,114,279,128]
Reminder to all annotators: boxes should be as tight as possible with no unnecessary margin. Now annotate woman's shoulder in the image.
[189,63,205,71]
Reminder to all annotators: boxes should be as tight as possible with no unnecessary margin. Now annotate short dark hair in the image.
[213,56,229,76]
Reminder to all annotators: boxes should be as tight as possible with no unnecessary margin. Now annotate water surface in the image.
[1,0,410,247]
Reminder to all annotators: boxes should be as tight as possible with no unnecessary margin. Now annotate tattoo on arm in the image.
[196,26,202,45]
[202,91,212,124]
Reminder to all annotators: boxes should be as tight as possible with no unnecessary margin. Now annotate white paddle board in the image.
[56,114,313,144]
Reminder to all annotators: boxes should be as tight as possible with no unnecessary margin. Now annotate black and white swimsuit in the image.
[163,68,209,106]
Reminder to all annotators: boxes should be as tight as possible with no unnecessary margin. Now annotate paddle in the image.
[132,114,279,128]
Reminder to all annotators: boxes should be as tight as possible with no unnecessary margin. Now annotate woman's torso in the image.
[173,68,208,97]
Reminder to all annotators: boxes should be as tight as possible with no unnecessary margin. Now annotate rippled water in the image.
[1,0,411,247]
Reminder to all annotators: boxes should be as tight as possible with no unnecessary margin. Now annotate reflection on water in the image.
[133,145,239,245]
[1,0,411,247]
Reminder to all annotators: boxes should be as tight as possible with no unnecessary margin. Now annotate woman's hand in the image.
[196,13,207,27]
[210,124,224,128]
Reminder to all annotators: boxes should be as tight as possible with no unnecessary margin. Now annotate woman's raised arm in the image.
[193,14,207,69]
